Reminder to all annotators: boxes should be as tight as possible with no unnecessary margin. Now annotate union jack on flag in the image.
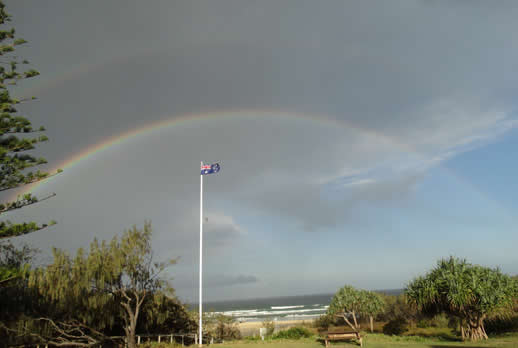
[201,162,221,175]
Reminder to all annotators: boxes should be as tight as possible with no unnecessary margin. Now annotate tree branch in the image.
[14,318,110,348]
[0,192,55,215]
[0,170,60,192]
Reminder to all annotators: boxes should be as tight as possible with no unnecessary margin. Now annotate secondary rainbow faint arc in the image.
[17,109,413,197]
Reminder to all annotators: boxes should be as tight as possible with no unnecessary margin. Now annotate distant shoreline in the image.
[187,290,404,324]
[187,289,403,307]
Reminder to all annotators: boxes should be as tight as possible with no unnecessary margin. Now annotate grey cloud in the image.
[204,214,245,246]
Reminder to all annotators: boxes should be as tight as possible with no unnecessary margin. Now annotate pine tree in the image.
[0,1,60,283]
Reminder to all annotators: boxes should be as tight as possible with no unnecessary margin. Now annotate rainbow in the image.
[15,109,412,198]
[11,108,512,221]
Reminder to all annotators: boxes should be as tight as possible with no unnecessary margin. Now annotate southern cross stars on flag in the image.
[201,162,221,175]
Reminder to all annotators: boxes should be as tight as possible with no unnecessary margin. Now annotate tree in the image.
[29,222,175,348]
[0,240,38,341]
[328,285,366,332]
[406,257,518,341]
[363,291,385,332]
[328,286,386,333]
[138,289,197,336]
[0,0,60,284]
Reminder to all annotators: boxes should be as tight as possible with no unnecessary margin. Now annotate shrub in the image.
[485,316,518,335]
[204,314,241,341]
[262,319,275,336]
[314,314,334,330]
[141,343,183,348]
[383,317,408,336]
[377,294,419,325]
[273,326,313,339]
[416,314,449,328]
[416,319,428,328]
[214,320,241,341]
[430,313,449,328]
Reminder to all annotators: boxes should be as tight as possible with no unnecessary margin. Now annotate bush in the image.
[273,326,313,339]
[214,320,241,341]
[262,319,275,336]
[383,317,408,336]
[204,314,241,341]
[431,314,449,328]
[377,294,419,325]
[416,314,449,328]
[141,343,183,348]
[314,314,334,330]
[485,315,518,335]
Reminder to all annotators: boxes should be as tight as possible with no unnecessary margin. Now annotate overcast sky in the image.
[3,1,518,302]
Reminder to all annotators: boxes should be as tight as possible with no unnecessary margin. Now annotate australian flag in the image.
[201,162,221,175]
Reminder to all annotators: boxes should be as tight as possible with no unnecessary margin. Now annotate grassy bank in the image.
[216,334,518,347]
[142,332,518,348]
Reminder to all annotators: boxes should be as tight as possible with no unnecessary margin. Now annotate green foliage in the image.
[216,332,518,348]
[328,285,365,331]
[261,319,275,336]
[141,343,184,348]
[406,257,517,341]
[328,285,385,331]
[272,326,312,339]
[313,313,334,330]
[364,291,385,317]
[139,290,197,335]
[0,240,36,285]
[377,293,419,324]
[211,315,241,341]
[328,285,364,315]
[415,314,449,329]
[383,317,409,336]
[0,0,60,248]
[199,313,241,342]
[484,315,518,335]
[0,240,39,345]
[27,222,178,347]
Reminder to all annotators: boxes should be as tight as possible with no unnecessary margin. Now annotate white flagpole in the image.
[199,161,203,347]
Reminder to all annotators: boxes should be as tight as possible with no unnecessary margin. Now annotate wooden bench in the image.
[324,331,362,347]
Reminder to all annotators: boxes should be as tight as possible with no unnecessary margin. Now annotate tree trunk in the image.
[479,317,488,340]
[340,314,358,332]
[121,290,146,348]
[369,316,374,333]
[352,311,359,330]
[462,316,488,341]
[127,326,137,348]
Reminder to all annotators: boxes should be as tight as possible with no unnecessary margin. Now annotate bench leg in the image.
[359,337,363,347]
[325,339,328,347]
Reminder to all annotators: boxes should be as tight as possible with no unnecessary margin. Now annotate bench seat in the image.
[325,331,362,347]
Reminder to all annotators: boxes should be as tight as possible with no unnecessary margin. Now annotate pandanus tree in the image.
[328,285,365,331]
[328,285,384,332]
[406,257,518,341]
[363,291,385,332]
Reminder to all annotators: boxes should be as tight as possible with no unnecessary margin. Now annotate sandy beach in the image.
[238,319,313,337]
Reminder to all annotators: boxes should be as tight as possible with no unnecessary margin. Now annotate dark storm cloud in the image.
[4,0,518,300]
[204,274,259,288]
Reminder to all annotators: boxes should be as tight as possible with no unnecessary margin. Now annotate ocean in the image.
[190,290,402,323]
[195,293,334,323]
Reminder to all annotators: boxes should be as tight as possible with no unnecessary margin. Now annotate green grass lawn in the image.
[211,333,518,348]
